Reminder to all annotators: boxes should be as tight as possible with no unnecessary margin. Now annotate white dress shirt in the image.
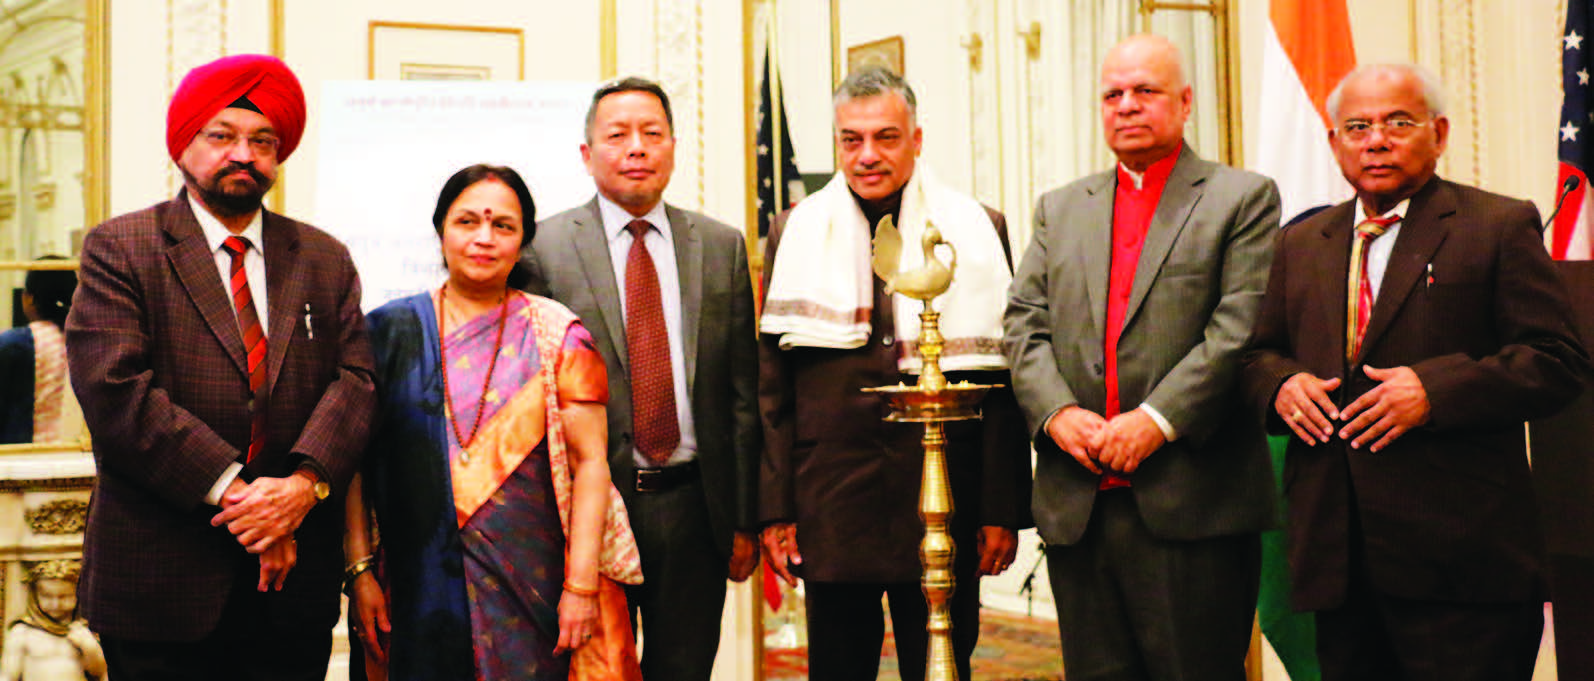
[188,193,265,505]
[1354,198,1411,302]
[597,195,699,468]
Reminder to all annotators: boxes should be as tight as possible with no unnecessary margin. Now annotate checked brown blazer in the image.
[66,190,376,640]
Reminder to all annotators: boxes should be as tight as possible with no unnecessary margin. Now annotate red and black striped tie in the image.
[222,236,267,464]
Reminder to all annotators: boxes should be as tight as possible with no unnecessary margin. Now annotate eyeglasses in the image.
[198,128,281,156]
[1337,117,1431,143]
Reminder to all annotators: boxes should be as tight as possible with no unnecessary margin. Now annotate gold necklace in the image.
[437,285,510,461]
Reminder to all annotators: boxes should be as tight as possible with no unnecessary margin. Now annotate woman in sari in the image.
[0,257,81,444]
[345,164,640,680]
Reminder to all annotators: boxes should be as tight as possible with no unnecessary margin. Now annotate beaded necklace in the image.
[437,285,511,461]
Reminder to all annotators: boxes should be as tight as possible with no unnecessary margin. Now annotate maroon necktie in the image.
[222,236,268,464]
[624,219,680,465]
[1346,214,1400,362]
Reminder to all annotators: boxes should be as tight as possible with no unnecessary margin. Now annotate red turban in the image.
[166,54,307,163]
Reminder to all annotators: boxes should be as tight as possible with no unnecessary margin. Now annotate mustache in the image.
[220,162,268,185]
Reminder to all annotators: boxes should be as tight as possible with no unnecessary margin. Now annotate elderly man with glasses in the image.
[1242,63,1589,681]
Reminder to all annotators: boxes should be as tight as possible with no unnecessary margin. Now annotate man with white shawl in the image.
[757,67,1032,681]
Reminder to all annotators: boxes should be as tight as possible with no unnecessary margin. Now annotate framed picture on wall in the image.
[847,36,904,76]
[368,21,524,81]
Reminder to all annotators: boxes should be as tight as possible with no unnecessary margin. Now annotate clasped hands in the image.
[1275,365,1429,451]
[211,474,318,592]
[1045,406,1166,476]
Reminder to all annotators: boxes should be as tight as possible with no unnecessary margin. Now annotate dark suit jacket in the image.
[1241,177,1589,611]
[759,205,1033,584]
[525,198,760,559]
[66,191,376,640]
[1005,145,1281,546]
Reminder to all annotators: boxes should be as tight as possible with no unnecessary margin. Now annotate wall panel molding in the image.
[164,0,227,196]
[1433,0,1483,186]
[649,0,707,210]
[963,0,1000,209]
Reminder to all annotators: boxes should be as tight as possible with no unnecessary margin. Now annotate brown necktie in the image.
[624,219,679,465]
[1346,214,1400,362]
[222,236,268,464]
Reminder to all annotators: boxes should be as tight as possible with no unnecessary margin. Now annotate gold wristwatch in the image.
[296,467,331,503]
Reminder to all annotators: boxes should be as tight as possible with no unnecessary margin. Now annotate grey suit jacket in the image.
[524,198,760,557]
[1004,145,1280,545]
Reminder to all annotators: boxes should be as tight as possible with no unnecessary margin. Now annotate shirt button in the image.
[882,334,895,346]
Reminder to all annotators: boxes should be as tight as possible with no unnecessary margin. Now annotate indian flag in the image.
[1249,1,1356,679]
[1252,0,1356,225]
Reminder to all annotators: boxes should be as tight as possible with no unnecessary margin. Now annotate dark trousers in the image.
[804,539,981,681]
[624,476,728,681]
[1316,517,1543,681]
[101,576,333,681]
[1046,489,1260,681]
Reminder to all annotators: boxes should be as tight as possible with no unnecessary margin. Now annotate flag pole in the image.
[768,0,786,213]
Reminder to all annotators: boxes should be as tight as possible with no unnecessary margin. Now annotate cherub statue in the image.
[0,559,106,680]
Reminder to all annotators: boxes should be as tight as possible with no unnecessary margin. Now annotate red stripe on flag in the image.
[1552,163,1588,260]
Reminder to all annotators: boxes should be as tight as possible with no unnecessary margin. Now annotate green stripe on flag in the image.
[1259,434,1321,681]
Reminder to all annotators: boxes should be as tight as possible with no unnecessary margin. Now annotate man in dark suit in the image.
[65,55,375,680]
[525,77,760,681]
[1003,34,1280,679]
[758,66,1031,681]
[1241,63,1587,681]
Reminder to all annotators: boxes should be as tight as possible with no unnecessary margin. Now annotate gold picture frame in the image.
[368,21,525,81]
[846,35,904,76]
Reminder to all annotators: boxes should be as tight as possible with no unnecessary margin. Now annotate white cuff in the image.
[205,462,244,506]
[1139,404,1178,442]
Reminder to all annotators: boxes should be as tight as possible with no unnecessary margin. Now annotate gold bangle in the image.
[563,580,599,597]
[344,555,376,583]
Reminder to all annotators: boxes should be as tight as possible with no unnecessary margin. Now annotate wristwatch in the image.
[295,467,331,503]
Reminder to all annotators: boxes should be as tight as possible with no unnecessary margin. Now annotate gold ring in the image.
[1290,409,1303,422]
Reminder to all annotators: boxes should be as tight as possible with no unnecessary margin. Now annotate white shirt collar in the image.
[187,191,266,255]
[1118,163,1147,191]
[1353,197,1412,224]
[596,194,671,245]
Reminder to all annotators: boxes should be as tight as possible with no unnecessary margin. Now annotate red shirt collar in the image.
[1115,142,1182,194]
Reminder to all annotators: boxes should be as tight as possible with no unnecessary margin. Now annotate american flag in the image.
[755,47,803,239]
[1552,0,1594,260]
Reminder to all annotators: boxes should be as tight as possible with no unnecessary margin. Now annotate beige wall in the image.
[103,0,1583,268]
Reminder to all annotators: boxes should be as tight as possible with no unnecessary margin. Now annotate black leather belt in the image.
[634,460,699,493]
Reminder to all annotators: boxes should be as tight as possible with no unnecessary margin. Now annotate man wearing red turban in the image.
[66,54,376,680]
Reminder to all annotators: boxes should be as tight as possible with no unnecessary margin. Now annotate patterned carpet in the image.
[763,608,1064,681]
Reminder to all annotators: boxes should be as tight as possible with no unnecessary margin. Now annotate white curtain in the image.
[1043,0,1223,182]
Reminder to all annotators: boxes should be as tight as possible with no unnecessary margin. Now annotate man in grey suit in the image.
[1003,34,1280,679]
[524,77,760,681]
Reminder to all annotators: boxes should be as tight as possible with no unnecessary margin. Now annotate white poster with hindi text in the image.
[315,80,596,310]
